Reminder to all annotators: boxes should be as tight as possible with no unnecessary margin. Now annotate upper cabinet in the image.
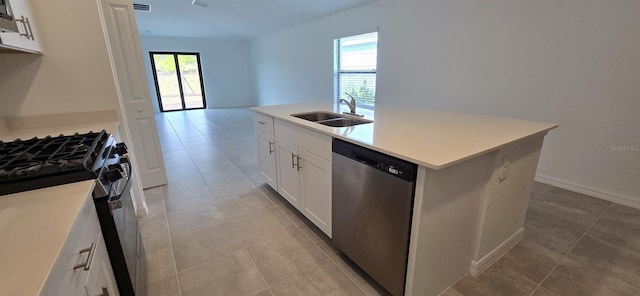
[0,0,42,53]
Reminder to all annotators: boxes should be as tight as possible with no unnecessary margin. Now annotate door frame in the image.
[149,51,207,112]
[97,0,168,216]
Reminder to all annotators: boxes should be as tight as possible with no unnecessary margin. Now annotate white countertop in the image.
[252,103,558,169]
[0,121,120,295]
[0,181,96,296]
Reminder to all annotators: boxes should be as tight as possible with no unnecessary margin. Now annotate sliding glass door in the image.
[150,52,206,112]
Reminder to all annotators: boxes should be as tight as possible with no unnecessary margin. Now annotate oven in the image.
[92,141,146,296]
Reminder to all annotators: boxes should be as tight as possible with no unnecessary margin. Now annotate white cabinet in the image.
[275,137,301,208]
[256,128,278,189]
[254,112,278,189]
[84,233,119,296]
[274,137,332,237]
[252,112,333,237]
[0,0,42,53]
[274,118,333,237]
[298,148,332,236]
[41,194,118,296]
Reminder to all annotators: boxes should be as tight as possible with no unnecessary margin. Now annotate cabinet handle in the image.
[24,17,34,40]
[268,141,274,154]
[296,155,302,171]
[15,16,34,40]
[101,287,110,296]
[73,242,96,271]
[257,121,265,125]
[291,153,295,168]
[16,16,28,38]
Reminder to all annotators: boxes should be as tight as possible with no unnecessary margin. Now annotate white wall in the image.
[139,36,254,113]
[251,0,640,206]
[0,0,120,117]
[251,2,380,106]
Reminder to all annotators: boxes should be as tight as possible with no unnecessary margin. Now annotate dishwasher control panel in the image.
[332,138,417,182]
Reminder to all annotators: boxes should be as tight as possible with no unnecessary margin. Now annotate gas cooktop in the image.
[0,130,111,195]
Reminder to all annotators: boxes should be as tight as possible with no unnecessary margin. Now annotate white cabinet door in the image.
[299,148,332,237]
[0,0,42,52]
[260,117,332,237]
[84,233,120,296]
[256,129,278,189]
[41,196,101,296]
[275,137,301,209]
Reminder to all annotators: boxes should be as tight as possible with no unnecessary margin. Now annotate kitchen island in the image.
[251,102,557,296]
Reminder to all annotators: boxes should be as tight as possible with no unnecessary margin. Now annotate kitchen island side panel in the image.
[405,154,492,296]
[471,136,545,274]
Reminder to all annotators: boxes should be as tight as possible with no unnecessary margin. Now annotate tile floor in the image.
[140,108,640,296]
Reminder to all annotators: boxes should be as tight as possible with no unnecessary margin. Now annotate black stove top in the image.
[0,130,111,195]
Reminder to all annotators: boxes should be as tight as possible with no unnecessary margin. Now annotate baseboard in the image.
[470,228,524,276]
[535,174,640,210]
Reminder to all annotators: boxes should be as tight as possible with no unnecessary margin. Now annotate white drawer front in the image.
[274,119,332,161]
[254,113,274,134]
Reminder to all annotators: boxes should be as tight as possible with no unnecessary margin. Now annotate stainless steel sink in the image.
[292,112,342,122]
[318,118,372,127]
[291,111,373,127]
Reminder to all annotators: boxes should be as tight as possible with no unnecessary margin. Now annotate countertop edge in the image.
[0,180,96,296]
[37,182,96,296]
[251,105,558,170]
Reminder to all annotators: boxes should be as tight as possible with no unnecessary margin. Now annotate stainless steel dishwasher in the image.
[332,139,418,296]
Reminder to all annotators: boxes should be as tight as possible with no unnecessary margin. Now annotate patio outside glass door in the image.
[150,52,206,112]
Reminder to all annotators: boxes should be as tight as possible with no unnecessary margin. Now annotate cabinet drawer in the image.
[41,195,101,296]
[254,113,274,134]
[274,119,331,161]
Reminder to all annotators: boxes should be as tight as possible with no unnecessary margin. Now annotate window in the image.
[150,52,206,112]
[334,31,378,106]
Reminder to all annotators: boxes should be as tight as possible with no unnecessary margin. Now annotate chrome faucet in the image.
[338,92,358,115]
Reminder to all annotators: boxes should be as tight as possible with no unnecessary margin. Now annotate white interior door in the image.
[97,0,167,189]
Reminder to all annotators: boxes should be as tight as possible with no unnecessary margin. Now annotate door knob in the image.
[137,108,143,113]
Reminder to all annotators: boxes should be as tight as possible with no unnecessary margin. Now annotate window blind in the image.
[334,32,378,105]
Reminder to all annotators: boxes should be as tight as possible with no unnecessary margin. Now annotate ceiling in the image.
[134,0,376,39]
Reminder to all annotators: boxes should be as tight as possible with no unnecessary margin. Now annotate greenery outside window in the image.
[334,31,378,106]
[150,52,206,112]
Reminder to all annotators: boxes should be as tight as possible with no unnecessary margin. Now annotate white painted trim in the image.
[469,228,523,276]
[471,151,498,260]
[404,167,427,296]
[535,174,640,210]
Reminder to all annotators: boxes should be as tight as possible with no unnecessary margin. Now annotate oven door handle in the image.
[108,156,134,212]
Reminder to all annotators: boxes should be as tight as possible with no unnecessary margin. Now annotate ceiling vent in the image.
[133,3,150,11]
[192,0,210,8]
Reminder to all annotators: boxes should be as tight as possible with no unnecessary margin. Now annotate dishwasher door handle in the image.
[353,153,379,167]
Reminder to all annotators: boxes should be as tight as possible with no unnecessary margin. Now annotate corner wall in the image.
[139,36,255,113]
[250,0,640,207]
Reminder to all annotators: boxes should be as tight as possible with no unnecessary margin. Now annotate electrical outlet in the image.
[499,155,511,182]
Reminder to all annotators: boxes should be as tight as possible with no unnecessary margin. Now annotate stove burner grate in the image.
[0,130,109,183]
